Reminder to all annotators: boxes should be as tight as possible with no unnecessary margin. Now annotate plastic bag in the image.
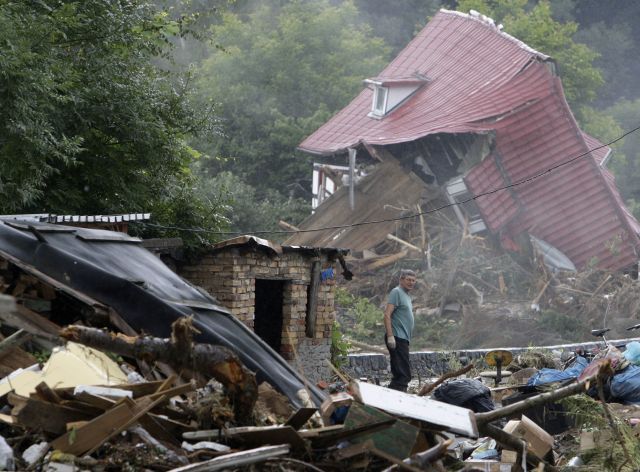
[624,341,640,365]
[433,378,495,412]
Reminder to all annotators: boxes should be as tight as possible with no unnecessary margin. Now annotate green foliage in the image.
[353,0,440,54]
[197,171,309,240]
[0,0,223,246]
[537,309,588,341]
[32,349,51,364]
[456,0,603,110]
[605,98,640,216]
[335,287,383,341]
[330,320,351,368]
[195,0,390,192]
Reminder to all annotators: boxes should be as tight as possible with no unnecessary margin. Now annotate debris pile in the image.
[0,291,637,471]
[337,206,640,350]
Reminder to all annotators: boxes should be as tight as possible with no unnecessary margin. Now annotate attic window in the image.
[365,75,429,119]
[372,86,388,116]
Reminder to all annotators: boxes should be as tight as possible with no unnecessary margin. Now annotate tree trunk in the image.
[59,323,258,423]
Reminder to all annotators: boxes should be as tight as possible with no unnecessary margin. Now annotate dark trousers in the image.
[386,335,411,392]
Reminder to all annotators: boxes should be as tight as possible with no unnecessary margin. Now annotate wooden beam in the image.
[386,234,422,253]
[0,329,31,356]
[278,220,301,232]
[365,250,408,271]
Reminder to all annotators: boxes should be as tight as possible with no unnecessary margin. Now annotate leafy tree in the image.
[195,0,390,194]
[605,99,640,214]
[456,0,602,111]
[0,0,223,248]
[353,0,441,54]
[199,171,309,241]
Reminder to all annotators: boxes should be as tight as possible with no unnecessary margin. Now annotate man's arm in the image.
[384,303,396,349]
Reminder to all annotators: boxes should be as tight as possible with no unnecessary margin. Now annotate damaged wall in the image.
[179,246,339,383]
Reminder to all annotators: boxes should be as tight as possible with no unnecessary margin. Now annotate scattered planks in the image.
[59,317,258,422]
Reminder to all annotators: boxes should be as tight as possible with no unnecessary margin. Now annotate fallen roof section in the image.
[0,220,324,407]
[285,157,425,251]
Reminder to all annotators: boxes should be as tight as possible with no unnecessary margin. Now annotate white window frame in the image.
[445,177,487,234]
[371,85,388,116]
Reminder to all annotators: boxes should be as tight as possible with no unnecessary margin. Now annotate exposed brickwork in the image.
[178,247,339,383]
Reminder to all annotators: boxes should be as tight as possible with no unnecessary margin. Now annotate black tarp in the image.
[0,220,325,407]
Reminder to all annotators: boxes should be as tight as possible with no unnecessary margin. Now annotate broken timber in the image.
[59,320,258,422]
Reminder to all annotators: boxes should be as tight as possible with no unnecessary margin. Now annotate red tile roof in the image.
[299,9,640,270]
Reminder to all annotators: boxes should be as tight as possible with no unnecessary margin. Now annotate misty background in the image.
[163,0,640,238]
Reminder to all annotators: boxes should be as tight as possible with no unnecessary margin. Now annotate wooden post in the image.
[306,261,321,338]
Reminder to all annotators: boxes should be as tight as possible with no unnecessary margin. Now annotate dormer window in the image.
[364,74,430,119]
[372,86,388,116]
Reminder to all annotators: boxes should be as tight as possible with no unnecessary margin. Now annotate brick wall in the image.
[178,247,337,383]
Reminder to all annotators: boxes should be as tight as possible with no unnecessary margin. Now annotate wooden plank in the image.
[54,380,166,399]
[50,401,134,455]
[73,391,116,410]
[284,407,317,430]
[143,381,194,401]
[85,395,168,456]
[34,381,62,404]
[73,390,192,438]
[351,380,478,437]
[168,445,290,472]
[344,403,419,461]
[13,397,96,435]
[0,343,37,378]
[51,395,168,456]
[123,397,181,448]
[227,425,307,452]
[15,304,62,335]
[0,329,31,356]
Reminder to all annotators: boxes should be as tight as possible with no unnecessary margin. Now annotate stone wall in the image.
[178,247,338,383]
[343,338,640,382]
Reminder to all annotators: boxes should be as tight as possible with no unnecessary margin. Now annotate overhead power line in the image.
[139,124,640,236]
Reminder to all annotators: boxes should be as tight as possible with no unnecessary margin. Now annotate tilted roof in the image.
[0,220,323,406]
[297,9,640,270]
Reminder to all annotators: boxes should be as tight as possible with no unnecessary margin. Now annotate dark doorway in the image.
[254,279,285,352]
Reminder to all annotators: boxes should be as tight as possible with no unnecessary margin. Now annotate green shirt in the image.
[387,286,414,342]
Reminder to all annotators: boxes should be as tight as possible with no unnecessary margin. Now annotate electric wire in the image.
[137,123,640,236]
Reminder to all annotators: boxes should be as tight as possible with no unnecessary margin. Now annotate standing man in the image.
[384,269,416,392]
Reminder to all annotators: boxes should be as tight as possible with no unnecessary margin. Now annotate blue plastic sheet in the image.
[527,356,589,386]
[610,364,640,404]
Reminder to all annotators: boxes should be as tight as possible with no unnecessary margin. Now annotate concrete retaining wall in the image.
[342,337,640,381]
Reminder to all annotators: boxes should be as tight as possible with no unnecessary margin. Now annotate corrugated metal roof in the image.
[298,9,640,270]
[0,213,151,224]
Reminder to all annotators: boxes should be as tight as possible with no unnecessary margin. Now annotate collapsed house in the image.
[0,219,324,407]
[287,9,640,272]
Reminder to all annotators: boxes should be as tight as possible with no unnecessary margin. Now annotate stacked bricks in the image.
[178,246,338,383]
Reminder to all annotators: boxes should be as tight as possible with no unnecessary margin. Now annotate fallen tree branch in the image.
[59,319,257,423]
[418,364,473,396]
[474,367,610,426]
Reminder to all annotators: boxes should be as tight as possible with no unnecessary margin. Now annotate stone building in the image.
[176,236,349,382]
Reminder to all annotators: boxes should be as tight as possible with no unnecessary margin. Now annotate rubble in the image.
[0,300,635,470]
